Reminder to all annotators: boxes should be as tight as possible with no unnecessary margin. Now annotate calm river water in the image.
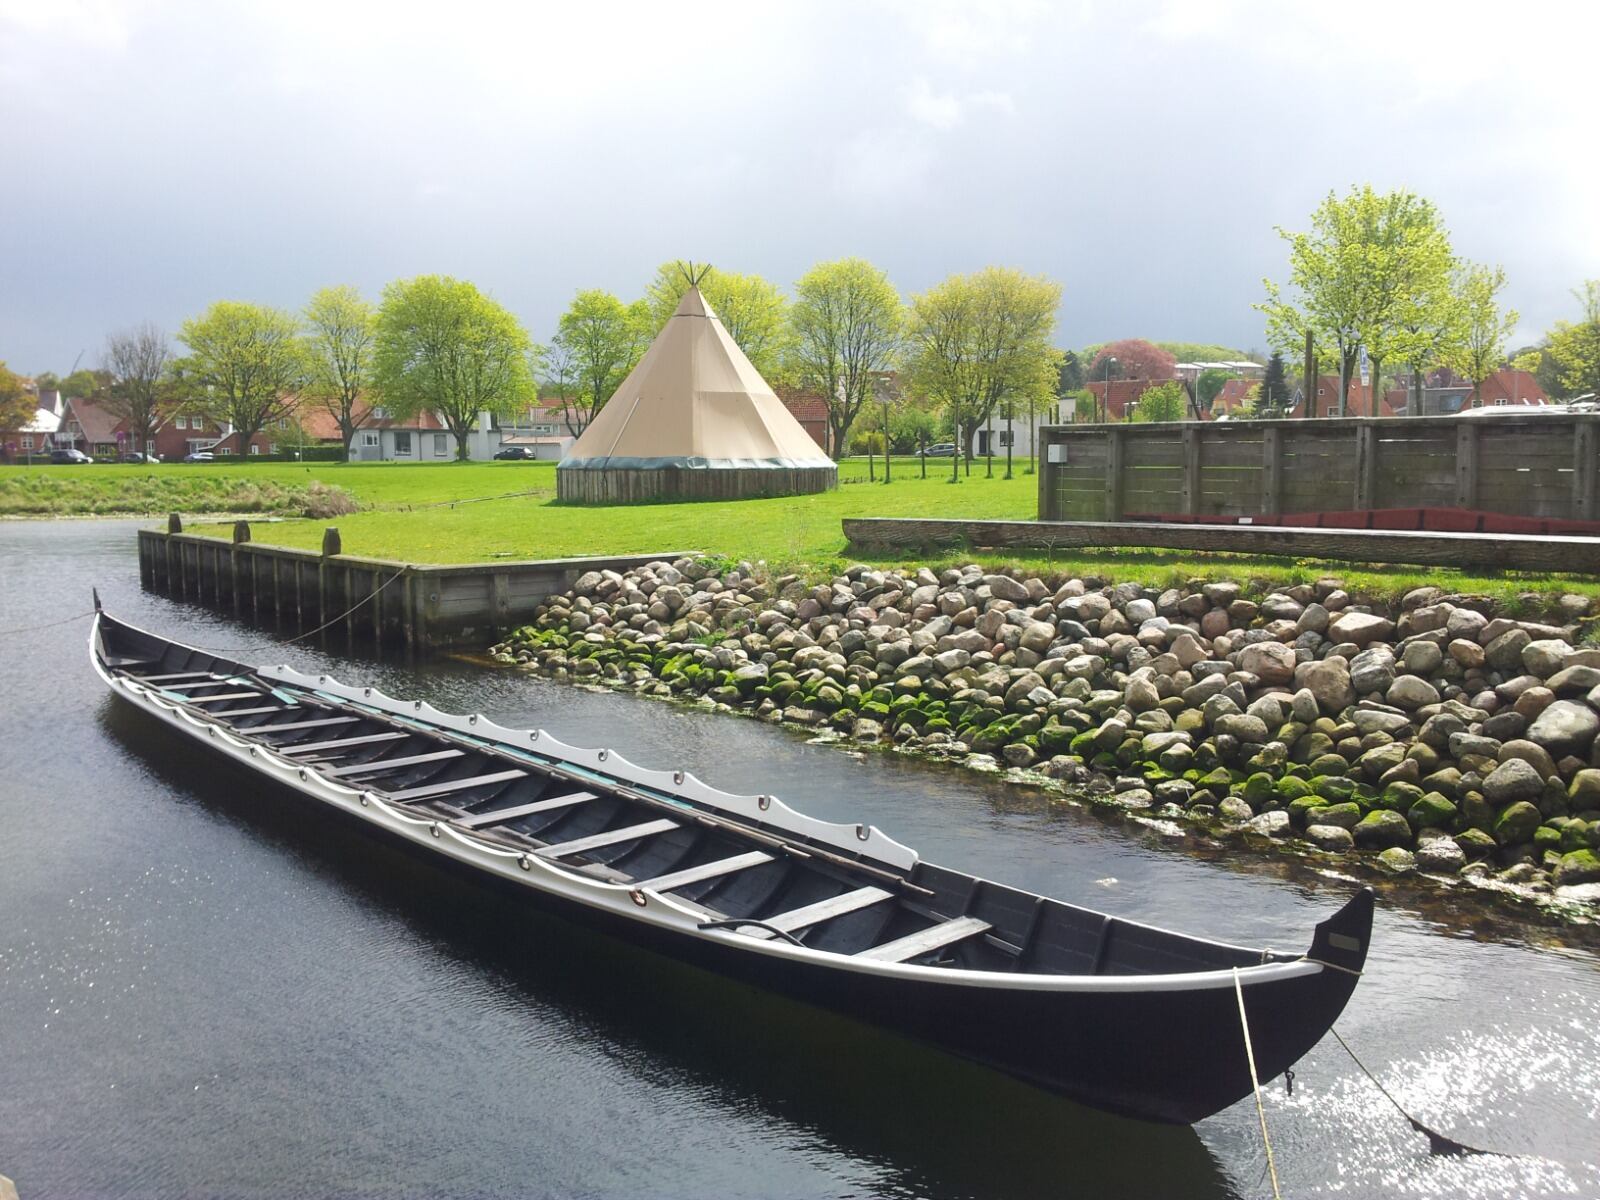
[1,520,1597,1199]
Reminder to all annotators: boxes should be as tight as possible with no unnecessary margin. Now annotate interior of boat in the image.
[99,617,1279,980]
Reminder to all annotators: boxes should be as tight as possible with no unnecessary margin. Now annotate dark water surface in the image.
[2,520,1597,1200]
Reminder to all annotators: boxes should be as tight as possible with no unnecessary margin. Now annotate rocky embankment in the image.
[491,558,1600,907]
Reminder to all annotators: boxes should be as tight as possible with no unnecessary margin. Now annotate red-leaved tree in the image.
[1090,339,1177,381]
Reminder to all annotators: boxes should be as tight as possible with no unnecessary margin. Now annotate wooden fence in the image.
[1036,412,1600,523]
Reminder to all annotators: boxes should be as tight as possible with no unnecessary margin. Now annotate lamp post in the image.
[1101,356,1117,423]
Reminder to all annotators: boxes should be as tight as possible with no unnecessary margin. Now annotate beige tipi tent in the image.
[557,286,837,502]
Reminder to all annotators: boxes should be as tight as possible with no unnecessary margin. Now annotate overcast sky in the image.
[3,0,1597,375]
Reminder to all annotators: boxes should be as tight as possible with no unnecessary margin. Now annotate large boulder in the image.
[985,574,1031,603]
[1329,611,1395,647]
[1526,700,1600,756]
[1297,658,1355,713]
[1492,800,1542,846]
[1387,675,1441,710]
[1353,810,1412,848]
[1348,647,1396,696]
[1482,757,1545,805]
[1238,641,1296,685]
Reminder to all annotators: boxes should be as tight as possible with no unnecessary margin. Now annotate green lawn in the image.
[136,455,1600,610]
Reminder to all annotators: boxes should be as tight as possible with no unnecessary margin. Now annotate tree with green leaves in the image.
[1546,280,1600,402]
[903,267,1062,478]
[0,361,34,432]
[304,285,377,455]
[788,257,903,460]
[1130,380,1187,423]
[1196,368,1230,410]
[1057,349,1084,393]
[175,302,309,456]
[1259,185,1454,415]
[551,289,650,422]
[101,323,174,455]
[644,262,793,381]
[1449,264,1518,407]
[59,367,114,399]
[373,276,536,460]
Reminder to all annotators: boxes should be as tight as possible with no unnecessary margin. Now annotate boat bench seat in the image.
[455,791,598,829]
[636,851,773,893]
[743,886,894,941]
[537,818,678,860]
[859,916,992,963]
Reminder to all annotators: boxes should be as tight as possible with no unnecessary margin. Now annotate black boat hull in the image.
[92,610,1373,1125]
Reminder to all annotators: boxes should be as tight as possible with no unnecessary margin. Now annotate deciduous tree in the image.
[1197,368,1231,409]
[1260,186,1454,415]
[1449,264,1518,407]
[645,262,793,381]
[304,285,377,455]
[1547,280,1600,401]
[0,361,34,431]
[551,289,651,420]
[903,267,1062,477]
[1089,338,1174,381]
[373,276,536,460]
[789,257,903,460]
[101,323,174,454]
[175,302,309,456]
[1130,380,1187,423]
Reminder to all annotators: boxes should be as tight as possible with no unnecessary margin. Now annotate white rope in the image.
[1234,967,1283,1200]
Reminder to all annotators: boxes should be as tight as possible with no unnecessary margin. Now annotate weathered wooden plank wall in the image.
[135,526,689,652]
[841,517,1600,575]
[1038,413,1600,522]
[556,465,837,504]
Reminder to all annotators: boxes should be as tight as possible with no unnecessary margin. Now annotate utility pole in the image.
[1302,329,1315,418]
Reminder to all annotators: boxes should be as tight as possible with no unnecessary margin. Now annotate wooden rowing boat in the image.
[91,605,1373,1125]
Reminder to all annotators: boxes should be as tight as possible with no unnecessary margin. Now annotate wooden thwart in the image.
[252,716,361,734]
[743,886,894,940]
[280,731,409,756]
[184,691,263,704]
[213,704,295,718]
[136,671,219,683]
[323,749,466,778]
[385,769,527,803]
[859,916,992,963]
[538,817,678,859]
[637,851,774,893]
[455,790,598,829]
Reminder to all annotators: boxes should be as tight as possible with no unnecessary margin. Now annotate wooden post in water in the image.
[319,527,340,642]
[231,522,250,617]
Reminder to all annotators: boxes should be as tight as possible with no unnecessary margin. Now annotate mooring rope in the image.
[274,565,410,645]
[1233,967,1284,1200]
[1329,1027,1500,1158]
[0,607,98,637]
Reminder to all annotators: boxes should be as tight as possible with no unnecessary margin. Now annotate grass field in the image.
[54,455,1584,610]
[12,458,1596,608]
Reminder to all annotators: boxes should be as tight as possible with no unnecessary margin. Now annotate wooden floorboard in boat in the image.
[216,705,296,718]
[185,691,263,704]
[135,671,219,683]
[743,886,894,940]
[455,791,598,829]
[858,916,992,963]
[636,851,774,893]
[384,769,527,803]
[158,679,242,692]
[322,749,465,778]
[537,818,678,859]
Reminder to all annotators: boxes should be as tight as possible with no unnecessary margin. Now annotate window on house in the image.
[1494,398,1508,406]
[269,443,279,454]
[219,447,234,456]
[393,431,412,455]
[175,415,187,429]
[21,435,33,450]
[999,430,1014,447]
[360,431,380,448]
[434,433,448,456]
[372,407,389,420]
[249,444,261,454]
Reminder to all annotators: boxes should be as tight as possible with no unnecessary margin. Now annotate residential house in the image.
[0,405,62,461]
[1082,378,1191,422]
[1395,367,1548,415]
[496,403,580,460]
[775,387,831,453]
[58,395,275,459]
[974,398,1066,457]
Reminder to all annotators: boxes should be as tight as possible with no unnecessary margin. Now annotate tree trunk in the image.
[455,427,471,461]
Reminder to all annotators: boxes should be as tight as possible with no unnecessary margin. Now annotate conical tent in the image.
[557,287,836,502]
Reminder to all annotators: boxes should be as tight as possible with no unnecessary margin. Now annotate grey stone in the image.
[1497,738,1558,780]
[1305,824,1356,851]
[1416,837,1467,873]
[1348,646,1397,695]
[1349,708,1413,737]
[1482,757,1545,805]
[985,574,1030,603]
[1387,675,1441,710]
[1299,658,1356,713]
[1238,641,1296,685]
[1527,700,1600,755]
[1018,621,1057,654]
[1214,713,1270,744]
[1521,638,1572,679]
[1376,847,1418,874]
[1245,810,1293,838]
[1546,665,1600,696]
[1484,628,1532,671]
[1401,640,1444,675]
[1328,611,1395,646]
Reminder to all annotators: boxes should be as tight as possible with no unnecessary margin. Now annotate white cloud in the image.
[902,78,1015,131]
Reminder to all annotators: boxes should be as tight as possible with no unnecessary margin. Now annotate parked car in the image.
[121,451,161,463]
[183,451,215,463]
[51,448,94,464]
[915,443,958,457]
[494,445,536,460]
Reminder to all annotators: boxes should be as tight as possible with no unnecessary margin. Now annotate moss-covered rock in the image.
[1353,809,1413,849]
[1493,800,1543,847]
[1407,792,1458,831]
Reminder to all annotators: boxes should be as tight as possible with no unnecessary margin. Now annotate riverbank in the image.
[0,469,357,518]
[490,557,1600,923]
